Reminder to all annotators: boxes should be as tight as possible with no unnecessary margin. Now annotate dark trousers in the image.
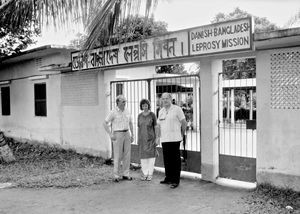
[162,141,181,184]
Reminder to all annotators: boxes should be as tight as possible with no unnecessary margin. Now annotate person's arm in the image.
[129,112,134,143]
[103,112,115,141]
[153,112,160,146]
[177,107,187,137]
[129,120,134,143]
[180,118,187,137]
[103,120,116,141]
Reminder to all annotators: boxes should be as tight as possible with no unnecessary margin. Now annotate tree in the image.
[0,26,40,57]
[285,10,300,28]
[212,8,276,80]
[156,64,187,74]
[69,16,168,49]
[0,0,159,51]
[211,7,279,33]
[222,58,256,80]
[0,0,40,57]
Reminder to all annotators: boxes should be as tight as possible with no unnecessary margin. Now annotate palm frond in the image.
[0,0,159,50]
[83,0,159,50]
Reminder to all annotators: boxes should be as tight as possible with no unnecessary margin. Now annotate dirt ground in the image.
[0,171,252,214]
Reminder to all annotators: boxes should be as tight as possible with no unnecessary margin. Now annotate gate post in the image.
[147,79,151,101]
[200,59,221,182]
[230,89,235,124]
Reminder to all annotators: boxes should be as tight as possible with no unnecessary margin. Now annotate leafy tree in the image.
[156,64,187,74]
[222,58,256,80]
[69,16,168,49]
[212,8,270,80]
[0,26,40,57]
[285,10,300,28]
[0,0,40,57]
[211,7,279,33]
[214,8,260,115]
[0,0,159,51]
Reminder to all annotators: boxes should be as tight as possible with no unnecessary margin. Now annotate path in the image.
[0,171,252,214]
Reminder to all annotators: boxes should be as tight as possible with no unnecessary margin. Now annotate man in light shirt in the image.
[103,95,134,182]
[157,92,187,189]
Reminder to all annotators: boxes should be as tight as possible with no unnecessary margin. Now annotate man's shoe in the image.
[160,180,171,184]
[122,176,133,180]
[113,178,120,182]
[170,183,179,189]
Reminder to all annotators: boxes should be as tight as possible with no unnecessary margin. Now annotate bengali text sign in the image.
[71,31,189,71]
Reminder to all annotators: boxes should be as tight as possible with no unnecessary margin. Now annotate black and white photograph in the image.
[0,0,299,213]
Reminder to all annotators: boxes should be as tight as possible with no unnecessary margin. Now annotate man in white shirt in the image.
[103,95,134,182]
[157,92,187,188]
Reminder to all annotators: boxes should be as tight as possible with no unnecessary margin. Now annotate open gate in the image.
[218,71,256,182]
[110,74,201,173]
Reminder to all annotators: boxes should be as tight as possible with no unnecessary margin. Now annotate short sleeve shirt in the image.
[105,107,132,131]
[157,104,185,143]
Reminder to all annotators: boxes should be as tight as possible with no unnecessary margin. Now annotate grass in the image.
[0,138,113,188]
[243,184,300,214]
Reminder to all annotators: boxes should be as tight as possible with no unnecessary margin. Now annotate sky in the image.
[33,0,300,47]
[154,0,300,31]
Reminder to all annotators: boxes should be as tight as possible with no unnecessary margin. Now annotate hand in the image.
[155,137,160,146]
[110,133,116,141]
[130,135,134,143]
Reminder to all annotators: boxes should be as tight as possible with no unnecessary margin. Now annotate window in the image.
[34,83,47,116]
[1,87,10,116]
[116,83,123,96]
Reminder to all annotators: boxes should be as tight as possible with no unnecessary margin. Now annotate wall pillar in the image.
[200,59,221,182]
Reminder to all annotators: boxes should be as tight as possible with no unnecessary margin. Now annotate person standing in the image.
[137,99,159,181]
[103,95,134,182]
[157,93,187,189]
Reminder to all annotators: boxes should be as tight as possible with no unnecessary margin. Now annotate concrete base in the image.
[201,163,217,182]
[155,167,256,190]
[154,166,202,180]
[216,178,256,190]
[257,171,300,192]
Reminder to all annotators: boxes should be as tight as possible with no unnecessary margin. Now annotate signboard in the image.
[71,31,189,71]
[71,18,252,71]
[189,17,252,55]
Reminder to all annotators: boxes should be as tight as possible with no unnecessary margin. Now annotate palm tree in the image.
[0,0,159,50]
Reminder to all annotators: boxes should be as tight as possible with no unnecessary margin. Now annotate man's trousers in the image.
[162,141,181,184]
[112,131,131,178]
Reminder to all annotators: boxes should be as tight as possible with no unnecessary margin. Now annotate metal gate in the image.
[218,71,256,182]
[110,74,201,173]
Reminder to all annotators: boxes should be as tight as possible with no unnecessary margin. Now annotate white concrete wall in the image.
[60,70,110,158]
[115,66,156,79]
[257,47,300,191]
[0,60,61,144]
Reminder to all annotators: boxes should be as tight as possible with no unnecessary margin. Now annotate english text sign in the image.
[189,18,252,55]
